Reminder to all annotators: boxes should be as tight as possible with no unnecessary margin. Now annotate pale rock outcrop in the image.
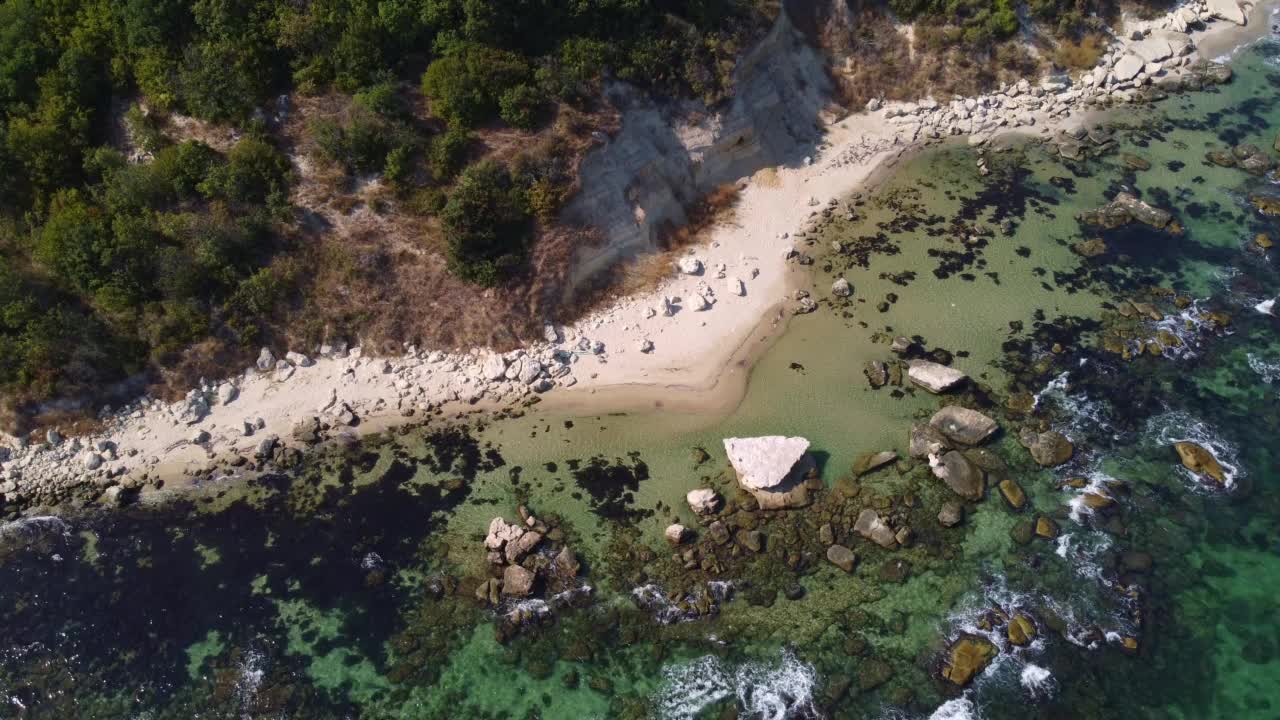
[723,436,815,510]
[854,508,898,549]
[1113,54,1145,82]
[1208,0,1247,25]
[929,406,998,446]
[907,361,968,393]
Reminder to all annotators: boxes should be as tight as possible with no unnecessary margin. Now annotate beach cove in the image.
[2,7,1280,720]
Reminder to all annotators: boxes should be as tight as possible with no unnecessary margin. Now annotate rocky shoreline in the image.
[0,0,1268,521]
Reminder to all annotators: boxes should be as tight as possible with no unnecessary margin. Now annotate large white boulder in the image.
[1207,0,1247,24]
[723,436,811,490]
[1113,54,1145,82]
[907,360,968,393]
[678,257,704,275]
[686,488,721,514]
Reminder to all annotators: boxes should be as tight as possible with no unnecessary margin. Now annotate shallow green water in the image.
[3,41,1280,720]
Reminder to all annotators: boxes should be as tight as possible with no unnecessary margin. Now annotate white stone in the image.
[1113,54,1145,82]
[907,360,968,393]
[727,277,746,296]
[481,354,507,381]
[722,436,811,490]
[1207,0,1246,24]
[686,488,721,514]
[677,257,703,275]
[216,383,238,406]
[831,277,852,297]
[665,524,690,545]
[285,351,314,367]
[692,293,712,311]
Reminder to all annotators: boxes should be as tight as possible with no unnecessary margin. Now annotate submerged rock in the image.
[907,360,968,393]
[930,451,985,501]
[942,635,998,686]
[1078,192,1174,231]
[863,361,889,388]
[938,501,964,528]
[998,478,1027,511]
[909,422,951,459]
[1173,441,1227,485]
[852,450,897,477]
[1020,429,1074,467]
[929,406,998,446]
[826,544,857,572]
[854,508,898,549]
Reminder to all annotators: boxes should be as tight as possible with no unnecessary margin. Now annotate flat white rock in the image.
[907,360,968,393]
[723,436,811,490]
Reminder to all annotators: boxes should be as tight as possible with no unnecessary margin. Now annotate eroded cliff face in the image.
[561,7,835,292]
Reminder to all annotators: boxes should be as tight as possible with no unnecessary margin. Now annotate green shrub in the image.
[428,126,470,182]
[199,136,290,204]
[498,83,544,130]
[440,160,530,286]
[420,43,531,128]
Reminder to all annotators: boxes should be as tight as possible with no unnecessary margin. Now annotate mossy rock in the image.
[941,635,998,686]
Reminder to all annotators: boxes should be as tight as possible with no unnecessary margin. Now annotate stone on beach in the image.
[929,406,998,446]
[907,360,968,393]
[678,257,703,275]
[1207,0,1247,25]
[728,277,746,296]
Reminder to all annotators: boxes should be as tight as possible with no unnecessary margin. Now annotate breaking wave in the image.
[632,581,733,624]
[1248,353,1279,383]
[653,649,817,720]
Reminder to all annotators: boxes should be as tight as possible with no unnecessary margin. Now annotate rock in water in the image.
[942,636,998,686]
[907,360,968,393]
[665,524,690,545]
[502,565,535,597]
[930,451,985,501]
[1008,615,1036,646]
[1173,441,1227,485]
[854,509,899,549]
[998,478,1027,510]
[723,437,811,490]
[831,278,852,297]
[826,544,857,572]
[723,436,815,510]
[863,361,888,388]
[909,422,951,458]
[1078,192,1173,231]
[686,488,721,515]
[929,406,998,445]
[851,451,897,477]
[938,501,964,528]
[1021,430,1074,467]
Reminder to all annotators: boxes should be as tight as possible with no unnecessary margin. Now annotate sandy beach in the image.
[1,0,1274,503]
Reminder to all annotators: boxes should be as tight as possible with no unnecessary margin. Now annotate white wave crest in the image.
[1254,298,1275,316]
[929,698,980,720]
[1248,353,1279,383]
[1151,412,1243,490]
[654,649,817,720]
[1020,664,1055,700]
[632,581,733,624]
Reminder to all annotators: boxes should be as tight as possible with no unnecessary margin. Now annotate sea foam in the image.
[653,649,817,720]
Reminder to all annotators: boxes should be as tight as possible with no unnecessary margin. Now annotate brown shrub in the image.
[1054,33,1107,70]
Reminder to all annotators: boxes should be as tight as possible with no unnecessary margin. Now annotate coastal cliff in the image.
[561,8,835,292]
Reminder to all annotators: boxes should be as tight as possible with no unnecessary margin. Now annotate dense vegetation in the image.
[0,0,772,417]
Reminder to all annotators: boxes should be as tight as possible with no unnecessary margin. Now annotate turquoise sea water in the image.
[3,41,1280,720]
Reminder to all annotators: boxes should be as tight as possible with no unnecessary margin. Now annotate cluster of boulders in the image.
[1098,290,1233,360]
[1078,192,1179,233]
[474,507,589,638]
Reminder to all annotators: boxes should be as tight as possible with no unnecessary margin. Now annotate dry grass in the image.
[753,166,781,188]
[1054,33,1107,70]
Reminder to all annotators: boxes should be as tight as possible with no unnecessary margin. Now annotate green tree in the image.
[440,160,530,286]
[420,42,531,128]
